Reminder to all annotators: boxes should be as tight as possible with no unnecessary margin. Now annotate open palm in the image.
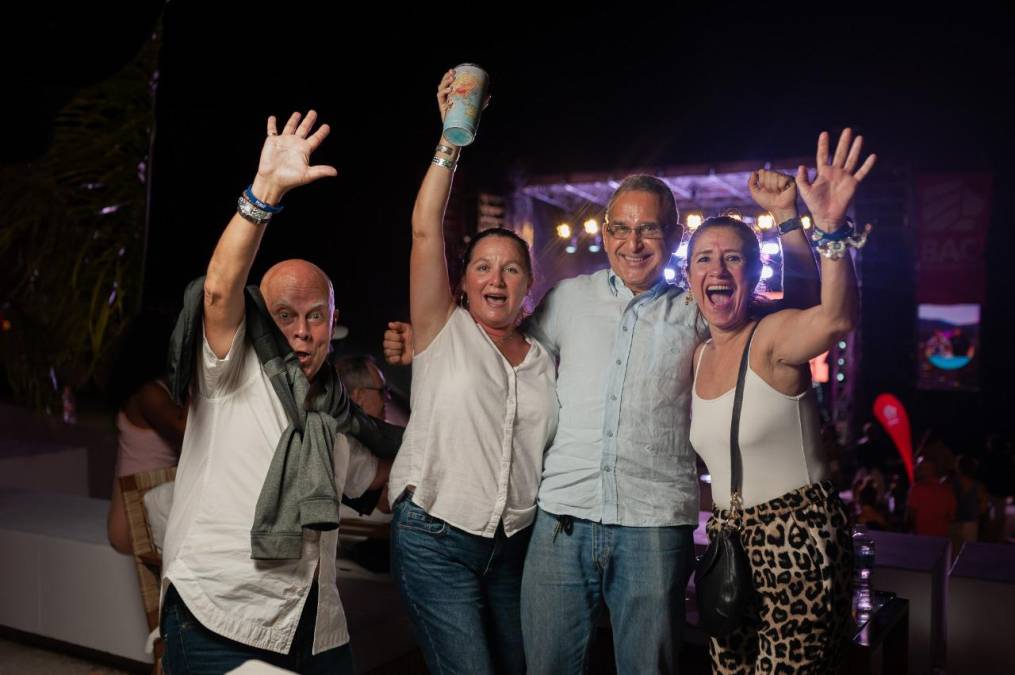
[255,111,337,197]
[797,128,876,230]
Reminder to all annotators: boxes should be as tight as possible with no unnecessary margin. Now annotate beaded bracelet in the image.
[243,185,284,214]
[811,221,871,259]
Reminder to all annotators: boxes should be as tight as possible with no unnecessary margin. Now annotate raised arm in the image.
[204,111,337,357]
[410,70,465,353]
[748,169,820,309]
[767,128,876,365]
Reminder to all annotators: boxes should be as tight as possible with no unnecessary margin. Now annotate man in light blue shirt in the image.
[520,174,817,674]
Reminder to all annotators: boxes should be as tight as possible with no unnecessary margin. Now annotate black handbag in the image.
[693,323,759,637]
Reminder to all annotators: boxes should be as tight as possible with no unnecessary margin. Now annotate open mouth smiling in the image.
[705,283,735,308]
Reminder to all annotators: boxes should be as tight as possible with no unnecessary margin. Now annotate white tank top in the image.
[689,330,827,509]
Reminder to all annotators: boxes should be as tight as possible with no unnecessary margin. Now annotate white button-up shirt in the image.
[389,307,558,537]
[161,321,378,655]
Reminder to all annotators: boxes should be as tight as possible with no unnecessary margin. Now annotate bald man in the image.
[160,111,386,674]
[257,258,337,382]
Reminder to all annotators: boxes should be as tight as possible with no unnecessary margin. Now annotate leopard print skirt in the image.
[705,480,853,674]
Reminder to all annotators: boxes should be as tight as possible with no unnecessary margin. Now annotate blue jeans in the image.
[161,583,354,675]
[390,497,532,675]
[520,508,695,674]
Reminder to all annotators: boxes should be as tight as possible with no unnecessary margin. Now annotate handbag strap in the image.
[729,321,761,497]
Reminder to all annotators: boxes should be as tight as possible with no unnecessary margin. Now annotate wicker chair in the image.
[118,466,176,674]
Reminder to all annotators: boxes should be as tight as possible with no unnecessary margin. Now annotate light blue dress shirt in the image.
[526,268,704,527]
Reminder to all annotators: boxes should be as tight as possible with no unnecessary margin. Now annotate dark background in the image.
[4,5,1014,441]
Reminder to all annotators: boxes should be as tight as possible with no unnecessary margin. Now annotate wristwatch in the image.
[777,217,803,235]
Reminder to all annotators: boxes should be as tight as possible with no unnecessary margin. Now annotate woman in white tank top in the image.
[687,129,876,673]
[387,70,558,675]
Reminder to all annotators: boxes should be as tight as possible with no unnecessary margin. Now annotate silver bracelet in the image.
[431,155,457,171]
[237,194,272,225]
[435,144,457,156]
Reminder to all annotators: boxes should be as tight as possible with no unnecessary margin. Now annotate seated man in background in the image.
[336,354,398,516]
[335,355,389,422]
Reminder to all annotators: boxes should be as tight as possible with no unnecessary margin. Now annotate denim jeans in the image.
[390,496,532,675]
[520,508,695,674]
[161,583,354,675]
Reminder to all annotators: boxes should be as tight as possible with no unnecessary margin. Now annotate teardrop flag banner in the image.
[873,393,914,483]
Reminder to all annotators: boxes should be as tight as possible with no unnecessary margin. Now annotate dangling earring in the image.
[684,292,693,306]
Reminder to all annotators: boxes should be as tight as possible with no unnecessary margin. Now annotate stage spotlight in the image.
[565,242,577,254]
[686,213,703,230]
[583,218,599,235]
[588,243,601,253]
[761,241,781,255]
[761,265,774,280]
[757,213,775,230]
[675,243,688,258]
[556,223,572,239]
[836,372,846,382]
[664,267,676,282]
[801,215,812,229]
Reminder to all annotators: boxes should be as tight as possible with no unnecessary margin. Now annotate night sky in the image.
[5,6,1014,432]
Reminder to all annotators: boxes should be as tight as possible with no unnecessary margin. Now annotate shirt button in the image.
[615,359,622,365]
[610,394,617,401]
[606,430,614,438]
[603,466,613,473]
[622,326,629,332]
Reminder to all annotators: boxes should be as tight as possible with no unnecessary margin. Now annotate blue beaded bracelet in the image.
[244,185,284,214]
[809,221,853,243]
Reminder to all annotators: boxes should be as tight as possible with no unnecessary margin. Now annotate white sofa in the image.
[0,487,153,663]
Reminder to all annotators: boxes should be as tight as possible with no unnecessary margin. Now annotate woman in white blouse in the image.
[387,69,558,675]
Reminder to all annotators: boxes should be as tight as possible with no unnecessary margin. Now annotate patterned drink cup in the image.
[442,64,489,146]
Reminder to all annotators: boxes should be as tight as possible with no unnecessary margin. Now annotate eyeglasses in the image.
[604,222,667,240]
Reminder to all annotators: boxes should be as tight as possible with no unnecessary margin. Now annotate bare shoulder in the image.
[138,380,173,405]
[692,340,707,376]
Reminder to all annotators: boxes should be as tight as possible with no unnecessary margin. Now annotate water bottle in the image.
[61,385,77,425]
[852,525,876,620]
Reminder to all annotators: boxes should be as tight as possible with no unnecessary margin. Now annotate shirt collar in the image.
[606,268,672,300]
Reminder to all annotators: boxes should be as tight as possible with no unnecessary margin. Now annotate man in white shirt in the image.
[160,110,389,675]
